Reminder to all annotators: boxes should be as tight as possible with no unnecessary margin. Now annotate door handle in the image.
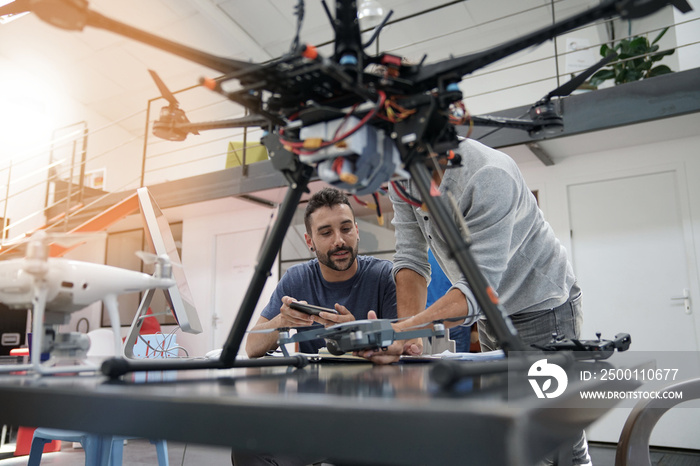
[670,288,691,314]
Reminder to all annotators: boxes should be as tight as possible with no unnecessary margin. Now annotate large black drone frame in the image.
[2,0,691,378]
[0,0,691,136]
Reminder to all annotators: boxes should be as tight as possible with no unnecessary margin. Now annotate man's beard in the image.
[316,244,358,272]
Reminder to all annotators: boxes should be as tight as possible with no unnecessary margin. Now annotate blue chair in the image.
[28,428,168,466]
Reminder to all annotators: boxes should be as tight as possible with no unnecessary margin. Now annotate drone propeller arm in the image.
[393,328,440,342]
[281,327,331,345]
[160,116,271,134]
[469,115,539,131]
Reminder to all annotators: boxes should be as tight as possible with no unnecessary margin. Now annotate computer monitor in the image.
[0,305,28,357]
[123,188,202,359]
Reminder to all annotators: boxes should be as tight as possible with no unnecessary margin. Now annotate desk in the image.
[0,355,643,466]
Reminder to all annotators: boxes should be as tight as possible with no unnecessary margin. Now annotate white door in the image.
[568,169,700,449]
[213,229,277,353]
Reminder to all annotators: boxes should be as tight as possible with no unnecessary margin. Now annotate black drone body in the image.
[2,0,691,187]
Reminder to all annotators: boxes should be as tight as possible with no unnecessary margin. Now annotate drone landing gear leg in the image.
[102,294,123,358]
[218,163,315,366]
[30,282,49,374]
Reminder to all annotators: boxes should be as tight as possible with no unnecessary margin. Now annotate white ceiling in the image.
[0,0,694,167]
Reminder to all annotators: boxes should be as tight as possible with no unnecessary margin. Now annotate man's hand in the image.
[314,303,354,327]
[401,337,424,357]
[279,296,316,327]
[354,311,424,364]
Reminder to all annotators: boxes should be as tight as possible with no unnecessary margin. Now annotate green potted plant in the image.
[589,27,675,87]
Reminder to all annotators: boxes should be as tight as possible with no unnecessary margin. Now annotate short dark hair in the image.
[304,187,355,234]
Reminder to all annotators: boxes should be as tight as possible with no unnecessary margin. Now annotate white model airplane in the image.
[0,231,176,375]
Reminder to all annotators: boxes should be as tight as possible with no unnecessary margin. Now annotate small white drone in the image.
[0,231,175,375]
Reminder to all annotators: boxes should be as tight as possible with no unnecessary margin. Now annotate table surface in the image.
[0,353,646,466]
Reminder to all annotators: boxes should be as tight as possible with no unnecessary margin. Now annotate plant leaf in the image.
[588,31,676,86]
[650,49,676,62]
[652,27,670,45]
[648,65,673,78]
[629,36,649,53]
[627,69,643,82]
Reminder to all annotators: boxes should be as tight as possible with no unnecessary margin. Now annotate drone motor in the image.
[527,100,564,138]
[153,106,191,142]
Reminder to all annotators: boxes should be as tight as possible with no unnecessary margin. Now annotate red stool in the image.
[13,427,61,457]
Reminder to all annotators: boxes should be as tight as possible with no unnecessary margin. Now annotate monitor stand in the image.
[123,288,158,360]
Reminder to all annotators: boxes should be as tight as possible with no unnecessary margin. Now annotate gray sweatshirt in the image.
[390,138,576,318]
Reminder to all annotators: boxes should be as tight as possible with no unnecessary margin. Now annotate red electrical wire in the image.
[281,91,387,156]
[391,181,422,207]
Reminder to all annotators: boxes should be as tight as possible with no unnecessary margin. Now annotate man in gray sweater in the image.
[359,138,590,465]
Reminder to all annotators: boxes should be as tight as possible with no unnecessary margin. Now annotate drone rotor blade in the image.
[543,52,618,101]
[0,0,30,16]
[247,328,285,334]
[135,250,158,264]
[135,251,182,269]
[148,69,179,106]
[402,315,472,330]
[247,325,310,334]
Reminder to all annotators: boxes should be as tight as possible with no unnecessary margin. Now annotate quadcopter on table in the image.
[0,231,176,375]
[0,0,691,378]
[252,304,474,357]
[267,319,443,358]
[255,307,630,360]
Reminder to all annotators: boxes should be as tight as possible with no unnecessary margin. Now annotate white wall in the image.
[519,129,700,270]
[675,0,700,70]
[178,197,280,357]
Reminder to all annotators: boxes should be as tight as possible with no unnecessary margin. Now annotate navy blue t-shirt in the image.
[261,255,397,353]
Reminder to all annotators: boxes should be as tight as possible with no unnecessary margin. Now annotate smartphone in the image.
[289,301,339,316]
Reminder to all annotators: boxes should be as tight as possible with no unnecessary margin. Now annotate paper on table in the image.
[401,349,505,361]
